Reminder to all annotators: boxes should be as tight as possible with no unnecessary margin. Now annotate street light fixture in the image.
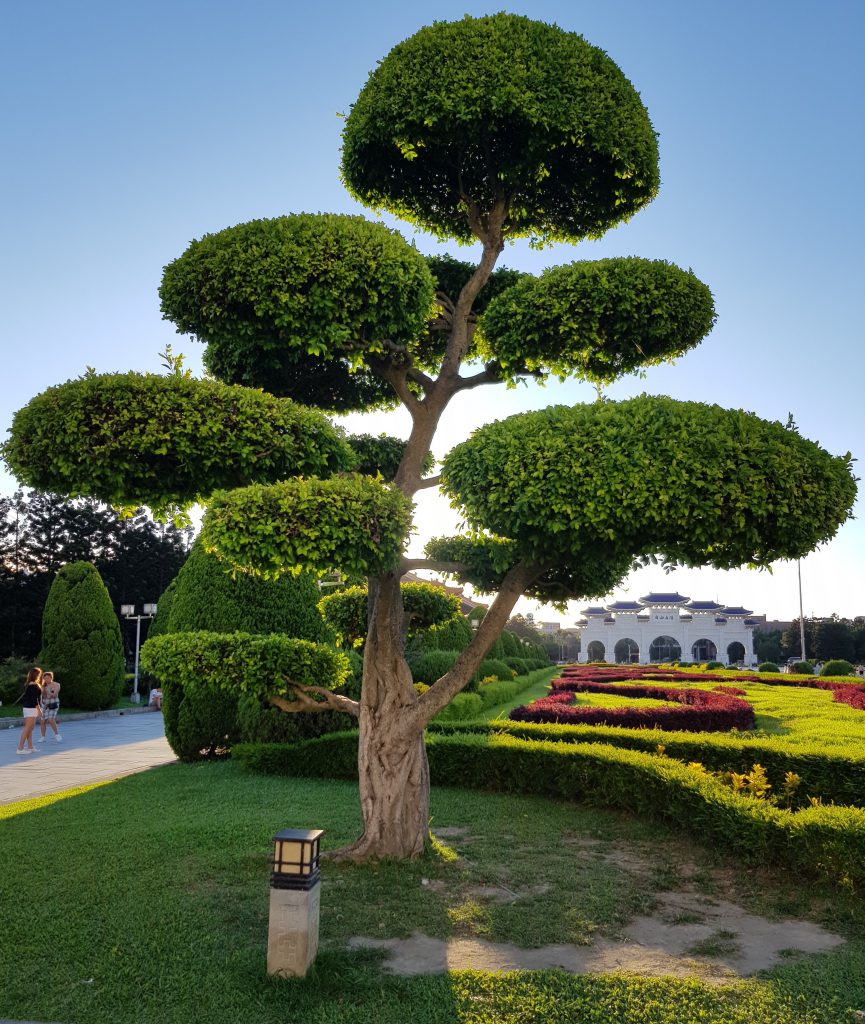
[122,603,157,704]
[267,827,324,977]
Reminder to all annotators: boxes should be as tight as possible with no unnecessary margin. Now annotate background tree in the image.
[39,561,125,709]
[3,14,857,860]
[0,490,190,660]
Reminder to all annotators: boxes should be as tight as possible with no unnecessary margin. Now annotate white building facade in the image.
[574,593,762,667]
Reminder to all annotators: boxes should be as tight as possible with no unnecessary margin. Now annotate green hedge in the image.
[429,719,865,808]
[432,667,553,722]
[233,730,865,887]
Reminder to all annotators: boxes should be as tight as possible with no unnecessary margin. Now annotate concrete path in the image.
[0,711,175,805]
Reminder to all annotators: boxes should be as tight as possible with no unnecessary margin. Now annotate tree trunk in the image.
[334,572,429,862]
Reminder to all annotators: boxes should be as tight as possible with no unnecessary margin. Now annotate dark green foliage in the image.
[161,678,239,761]
[418,614,473,652]
[146,579,176,639]
[822,659,855,677]
[235,731,865,888]
[39,561,124,710]
[759,662,781,673]
[409,649,460,685]
[433,692,483,722]
[2,372,353,514]
[442,396,857,579]
[235,694,352,745]
[160,214,436,413]
[706,660,725,670]
[478,658,515,681]
[319,582,461,647]
[425,533,632,602]
[480,258,716,385]
[0,657,33,704]
[167,541,334,642]
[141,631,349,702]
[791,661,814,674]
[504,656,531,675]
[346,433,434,480]
[339,648,364,702]
[201,476,413,578]
[341,14,659,245]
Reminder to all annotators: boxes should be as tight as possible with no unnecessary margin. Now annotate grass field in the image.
[2,665,865,1023]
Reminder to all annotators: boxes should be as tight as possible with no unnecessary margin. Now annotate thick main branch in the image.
[268,683,360,717]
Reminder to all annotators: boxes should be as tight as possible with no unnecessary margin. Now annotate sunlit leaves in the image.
[441,396,857,571]
[2,373,353,514]
[342,13,659,244]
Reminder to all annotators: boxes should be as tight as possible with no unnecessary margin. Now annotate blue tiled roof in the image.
[606,601,643,610]
[685,600,724,611]
[719,606,752,616]
[639,593,690,605]
[580,606,607,615]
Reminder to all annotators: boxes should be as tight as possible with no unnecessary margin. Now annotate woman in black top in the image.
[16,667,42,755]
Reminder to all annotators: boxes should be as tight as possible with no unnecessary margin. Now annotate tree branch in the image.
[414,475,441,491]
[415,560,543,724]
[400,556,468,574]
[453,366,503,392]
[268,682,360,718]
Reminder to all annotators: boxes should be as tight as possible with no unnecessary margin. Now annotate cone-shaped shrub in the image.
[39,561,124,710]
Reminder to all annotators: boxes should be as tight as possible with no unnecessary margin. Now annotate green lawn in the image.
[1,762,863,1024]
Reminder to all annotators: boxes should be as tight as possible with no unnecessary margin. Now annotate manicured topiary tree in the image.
[821,659,855,677]
[39,561,124,709]
[4,14,857,860]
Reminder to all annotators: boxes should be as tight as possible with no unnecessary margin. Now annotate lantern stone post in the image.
[267,828,323,978]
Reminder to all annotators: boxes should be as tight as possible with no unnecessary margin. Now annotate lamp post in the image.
[121,603,157,704]
[267,827,324,977]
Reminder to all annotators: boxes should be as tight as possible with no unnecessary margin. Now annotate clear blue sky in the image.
[2,0,863,623]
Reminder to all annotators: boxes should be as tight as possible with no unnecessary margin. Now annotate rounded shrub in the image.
[791,661,814,675]
[477,658,515,682]
[821,659,855,677]
[706,660,724,670]
[758,662,780,674]
[39,562,124,710]
[152,541,337,759]
[410,649,460,685]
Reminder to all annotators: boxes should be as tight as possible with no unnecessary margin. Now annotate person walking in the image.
[16,667,42,755]
[38,671,62,743]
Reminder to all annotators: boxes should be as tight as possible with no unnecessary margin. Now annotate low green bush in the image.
[409,649,460,685]
[432,692,483,722]
[233,730,865,888]
[478,657,515,681]
[706,660,724,670]
[821,659,855,677]
[162,679,240,761]
[236,694,352,744]
[791,661,814,674]
[759,662,780,673]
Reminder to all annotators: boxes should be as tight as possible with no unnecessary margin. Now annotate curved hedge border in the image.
[511,681,754,732]
[430,719,865,808]
[233,730,865,889]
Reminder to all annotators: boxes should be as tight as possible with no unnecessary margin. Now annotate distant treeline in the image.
[0,490,192,660]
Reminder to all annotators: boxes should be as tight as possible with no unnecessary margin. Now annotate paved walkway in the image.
[0,711,175,805]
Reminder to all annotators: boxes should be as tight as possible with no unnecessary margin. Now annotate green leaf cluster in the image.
[441,395,857,571]
[2,372,353,513]
[39,562,124,710]
[341,13,659,245]
[346,433,433,481]
[478,257,716,384]
[319,581,460,647]
[165,540,335,642]
[425,533,631,602]
[160,214,436,412]
[141,630,349,701]
[201,476,413,578]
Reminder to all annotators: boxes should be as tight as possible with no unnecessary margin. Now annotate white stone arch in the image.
[727,641,746,665]
[649,635,682,663]
[586,640,606,662]
[692,638,718,662]
[614,637,640,664]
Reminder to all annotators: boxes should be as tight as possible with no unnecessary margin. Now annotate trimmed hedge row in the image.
[512,682,754,732]
[433,666,555,723]
[232,730,865,888]
[430,719,865,808]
